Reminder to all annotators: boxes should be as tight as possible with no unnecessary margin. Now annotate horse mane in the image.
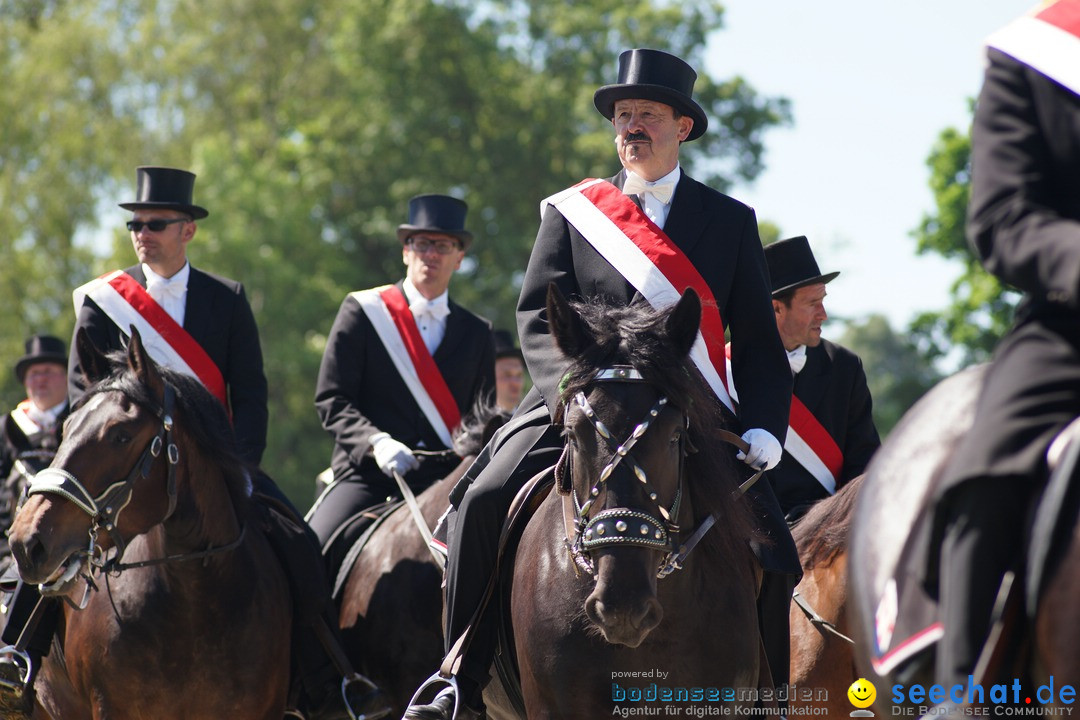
[77,350,252,512]
[791,474,863,570]
[556,297,757,563]
[453,398,511,458]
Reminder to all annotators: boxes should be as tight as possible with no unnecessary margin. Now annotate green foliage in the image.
[909,120,1018,368]
[837,315,941,437]
[2,0,789,507]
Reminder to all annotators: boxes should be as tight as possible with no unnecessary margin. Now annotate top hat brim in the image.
[15,353,67,383]
[593,84,708,142]
[772,271,840,298]
[397,226,473,248]
[119,201,209,220]
[495,348,524,361]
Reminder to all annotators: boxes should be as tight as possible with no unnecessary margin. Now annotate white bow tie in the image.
[787,346,807,375]
[623,175,676,205]
[147,278,187,302]
[410,297,450,322]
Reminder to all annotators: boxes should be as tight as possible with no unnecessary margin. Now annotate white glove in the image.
[737,428,782,471]
[371,433,420,477]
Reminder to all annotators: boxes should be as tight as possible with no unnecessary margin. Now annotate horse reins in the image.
[561,365,763,580]
[25,382,243,584]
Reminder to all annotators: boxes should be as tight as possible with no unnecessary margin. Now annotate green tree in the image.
[838,315,942,437]
[908,117,1019,368]
[4,0,790,505]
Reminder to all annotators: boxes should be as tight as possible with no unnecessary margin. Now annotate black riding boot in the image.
[935,478,1027,691]
[254,476,390,720]
[0,579,60,718]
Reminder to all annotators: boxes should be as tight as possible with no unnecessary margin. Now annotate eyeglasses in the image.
[407,237,462,255]
[126,218,190,233]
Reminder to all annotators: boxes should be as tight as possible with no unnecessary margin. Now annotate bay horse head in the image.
[10,326,245,596]
[547,283,754,648]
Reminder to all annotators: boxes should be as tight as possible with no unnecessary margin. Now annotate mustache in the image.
[625,131,650,143]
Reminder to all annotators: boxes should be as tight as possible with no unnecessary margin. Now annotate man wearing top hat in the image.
[492,329,526,413]
[0,167,389,720]
[762,236,880,524]
[0,335,70,573]
[308,194,494,582]
[404,49,796,720]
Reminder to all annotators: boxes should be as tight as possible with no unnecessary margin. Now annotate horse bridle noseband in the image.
[26,382,244,587]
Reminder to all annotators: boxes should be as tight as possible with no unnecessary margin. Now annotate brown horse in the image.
[788,475,862,717]
[336,406,507,718]
[8,328,291,720]
[849,363,1080,709]
[478,287,764,718]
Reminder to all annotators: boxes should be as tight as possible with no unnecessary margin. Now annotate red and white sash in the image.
[786,396,844,495]
[725,344,843,494]
[73,270,229,408]
[542,178,734,412]
[987,0,1080,97]
[350,285,460,448]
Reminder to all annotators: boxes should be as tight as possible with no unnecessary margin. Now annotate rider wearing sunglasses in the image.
[0,166,388,720]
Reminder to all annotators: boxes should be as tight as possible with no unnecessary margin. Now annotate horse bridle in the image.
[562,366,692,579]
[24,382,243,588]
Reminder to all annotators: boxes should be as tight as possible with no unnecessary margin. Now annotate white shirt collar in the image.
[402,278,449,308]
[143,261,191,288]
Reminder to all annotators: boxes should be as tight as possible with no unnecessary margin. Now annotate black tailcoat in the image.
[313,281,495,489]
[769,339,880,519]
[68,265,268,466]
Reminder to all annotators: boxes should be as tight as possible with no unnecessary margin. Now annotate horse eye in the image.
[671,429,682,444]
[112,429,132,445]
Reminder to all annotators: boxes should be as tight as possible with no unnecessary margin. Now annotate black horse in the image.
[478,286,765,718]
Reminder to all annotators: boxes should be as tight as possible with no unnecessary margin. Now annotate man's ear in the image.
[772,299,783,317]
[678,115,693,142]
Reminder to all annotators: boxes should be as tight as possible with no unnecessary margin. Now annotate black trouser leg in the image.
[2,580,58,664]
[442,419,562,706]
[935,477,1028,689]
[255,476,353,704]
[758,569,797,693]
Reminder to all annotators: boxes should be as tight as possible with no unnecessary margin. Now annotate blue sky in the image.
[708,1,1032,330]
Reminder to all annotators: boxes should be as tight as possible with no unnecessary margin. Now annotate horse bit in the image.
[24,382,243,603]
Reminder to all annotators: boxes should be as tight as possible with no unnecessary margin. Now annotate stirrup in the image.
[0,646,32,697]
[342,672,391,720]
[407,672,461,719]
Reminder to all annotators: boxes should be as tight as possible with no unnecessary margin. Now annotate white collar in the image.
[402,278,449,308]
[143,261,191,288]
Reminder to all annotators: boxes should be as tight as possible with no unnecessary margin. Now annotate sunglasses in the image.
[126,218,190,233]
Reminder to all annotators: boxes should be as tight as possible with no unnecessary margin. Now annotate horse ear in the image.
[666,288,702,359]
[126,326,165,399]
[546,283,589,358]
[76,327,109,385]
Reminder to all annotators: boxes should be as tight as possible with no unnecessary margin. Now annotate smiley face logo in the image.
[847,678,877,709]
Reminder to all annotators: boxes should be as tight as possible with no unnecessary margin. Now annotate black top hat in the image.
[397,194,473,248]
[764,236,840,297]
[15,334,67,383]
[494,330,523,361]
[593,48,708,142]
[119,166,209,220]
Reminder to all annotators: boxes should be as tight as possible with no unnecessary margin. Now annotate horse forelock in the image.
[78,350,251,513]
[557,298,757,564]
